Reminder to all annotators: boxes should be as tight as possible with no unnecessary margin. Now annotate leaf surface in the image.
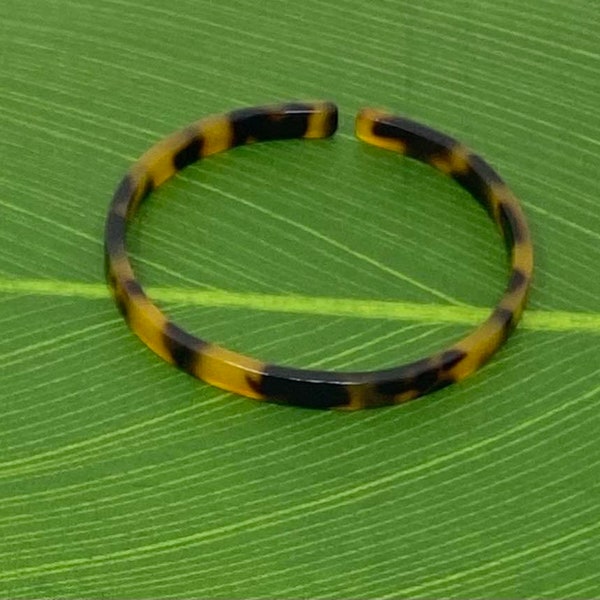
[1,0,599,597]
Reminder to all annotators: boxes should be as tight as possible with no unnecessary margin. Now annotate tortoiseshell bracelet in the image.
[105,101,533,410]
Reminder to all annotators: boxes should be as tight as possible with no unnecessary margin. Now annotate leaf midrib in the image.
[1,278,599,334]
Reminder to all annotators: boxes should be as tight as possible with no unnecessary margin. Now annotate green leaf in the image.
[1,0,599,597]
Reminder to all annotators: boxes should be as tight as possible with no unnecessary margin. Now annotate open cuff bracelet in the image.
[104,101,533,410]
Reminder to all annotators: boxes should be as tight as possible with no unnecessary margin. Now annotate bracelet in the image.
[105,101,533,410]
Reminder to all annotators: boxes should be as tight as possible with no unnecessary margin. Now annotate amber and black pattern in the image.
[104,102,533,410]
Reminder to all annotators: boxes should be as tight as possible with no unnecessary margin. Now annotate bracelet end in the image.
[355,107,407,153]
[301,100,338,139]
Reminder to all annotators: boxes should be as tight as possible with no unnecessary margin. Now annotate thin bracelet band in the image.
[104,101,533,410]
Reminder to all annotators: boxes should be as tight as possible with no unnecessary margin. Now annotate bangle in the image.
[105,101,533,410]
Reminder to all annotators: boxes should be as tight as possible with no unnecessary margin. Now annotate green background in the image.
[1,0,599,597]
